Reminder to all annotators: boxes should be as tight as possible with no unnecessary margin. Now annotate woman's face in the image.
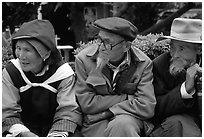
[15,40,44,73]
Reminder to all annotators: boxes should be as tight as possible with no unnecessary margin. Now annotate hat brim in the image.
[157,36,202,44]
[12,35,33,40]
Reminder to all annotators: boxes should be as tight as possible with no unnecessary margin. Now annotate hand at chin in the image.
[169,59,186,77]
[96,57,109,71]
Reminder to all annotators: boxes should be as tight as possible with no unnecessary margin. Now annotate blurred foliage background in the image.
[2,2,202,69]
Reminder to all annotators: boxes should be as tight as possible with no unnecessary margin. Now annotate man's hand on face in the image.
[96,51,110,70]
[185,64,202,94]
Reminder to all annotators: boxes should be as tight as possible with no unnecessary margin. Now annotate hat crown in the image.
[170,18,202,43]
[94,17,138,41]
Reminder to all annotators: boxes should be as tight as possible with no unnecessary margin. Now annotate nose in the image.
[172,49,181,59]
[170,45,178,58]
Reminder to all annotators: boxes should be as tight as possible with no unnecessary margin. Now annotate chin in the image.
[21,68,30,72]
[21,65,33,72]
[169,58,187,77]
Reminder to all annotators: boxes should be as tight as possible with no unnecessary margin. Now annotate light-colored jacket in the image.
[75,44,156,136]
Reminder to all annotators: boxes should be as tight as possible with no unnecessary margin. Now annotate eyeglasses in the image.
[98,37,125,50]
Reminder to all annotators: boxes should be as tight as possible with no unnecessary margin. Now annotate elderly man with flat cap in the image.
[75,17,156,137]
[149,18,202,137]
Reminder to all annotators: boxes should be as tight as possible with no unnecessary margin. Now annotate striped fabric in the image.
[48,119,77,136]
[47,131,69,137]
[107,51,131,90]
[2,117,23,134]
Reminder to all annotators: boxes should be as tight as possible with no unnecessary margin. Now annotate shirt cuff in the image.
[6,124,30,137]
[49,119,77,134]
[47,131,69,137]
[180,82,195,99]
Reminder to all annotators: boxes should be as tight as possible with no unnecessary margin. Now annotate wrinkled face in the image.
[98,30,127,62]
[169,40,201,76]
[15,40,44,73]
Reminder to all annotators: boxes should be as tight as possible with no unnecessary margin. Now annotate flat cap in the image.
[93,17,138,41]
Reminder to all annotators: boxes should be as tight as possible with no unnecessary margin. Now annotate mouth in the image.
[20,61,29,66]
[169,59,187,77]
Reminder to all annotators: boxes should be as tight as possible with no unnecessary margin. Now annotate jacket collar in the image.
[86,43,99,60]
[129,47,146,63]
[107,51,130,70]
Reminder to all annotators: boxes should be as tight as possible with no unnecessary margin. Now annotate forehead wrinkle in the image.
[16,40,32,47]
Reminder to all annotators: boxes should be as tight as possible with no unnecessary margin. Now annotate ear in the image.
[196,45,202,55]
[123,41,131,52]
[43,50,51,60]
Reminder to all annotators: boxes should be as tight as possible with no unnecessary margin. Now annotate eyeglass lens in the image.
[98,36,124,50]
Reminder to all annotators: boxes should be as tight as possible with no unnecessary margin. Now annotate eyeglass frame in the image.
[98,37,125,50]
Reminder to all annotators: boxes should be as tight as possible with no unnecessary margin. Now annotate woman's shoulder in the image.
[4,59,19,74]
[4,59,25,88]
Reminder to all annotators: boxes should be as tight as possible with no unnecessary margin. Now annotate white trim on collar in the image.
[10,59,74,93]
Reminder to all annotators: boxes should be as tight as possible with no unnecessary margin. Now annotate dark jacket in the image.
[151,52,199,124]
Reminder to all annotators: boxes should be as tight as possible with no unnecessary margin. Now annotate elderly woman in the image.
[2,19,81,137]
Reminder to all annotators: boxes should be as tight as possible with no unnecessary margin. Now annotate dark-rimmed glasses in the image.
[98,37,125,50]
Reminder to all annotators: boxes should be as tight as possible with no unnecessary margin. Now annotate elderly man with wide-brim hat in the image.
[149,18,202,137]
[74,17,156,136]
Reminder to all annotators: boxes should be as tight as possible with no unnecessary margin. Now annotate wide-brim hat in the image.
[93,17,138,41]
[157,18,202,43]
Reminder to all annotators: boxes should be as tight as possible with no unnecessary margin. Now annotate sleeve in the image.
[6,124,30,137]
[49,75,82,134]
[153,65,195,120]
[75,55,127,114]
[2,69,24,134]
[109,60,156,120]
[180,82,194,98]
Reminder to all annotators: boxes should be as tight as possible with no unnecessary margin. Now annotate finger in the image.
[96,57,108,70]
[196,66,202,73]
[188,63,201,71]
[99,51,110,59]
[187,66,198,75]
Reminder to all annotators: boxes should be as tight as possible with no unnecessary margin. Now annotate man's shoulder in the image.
[130,46,152,62]
[153,52,170,65]
[152,52,171,74]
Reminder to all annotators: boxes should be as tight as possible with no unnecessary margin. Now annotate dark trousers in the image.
[149,114,201,137]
